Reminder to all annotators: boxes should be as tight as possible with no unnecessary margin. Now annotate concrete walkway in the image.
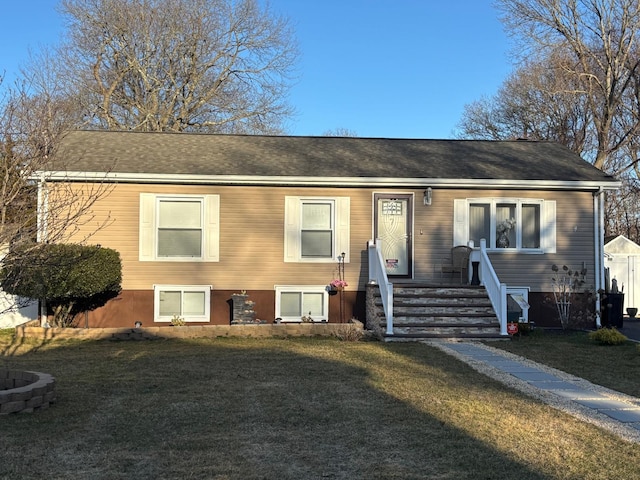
[430,341,640,444]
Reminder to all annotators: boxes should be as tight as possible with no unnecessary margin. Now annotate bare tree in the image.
[322,128,359,137]
[56,0,299,133]
[603,139,640,242]
[457,54,592,157]
[605,177,640,241]
[0,77,112,317]
[496,0,640,171]
[461,1,640,240]
[456,49,640,240]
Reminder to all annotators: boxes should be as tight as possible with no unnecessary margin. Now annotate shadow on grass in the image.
[1,335,636,479]
[0,327,74,358]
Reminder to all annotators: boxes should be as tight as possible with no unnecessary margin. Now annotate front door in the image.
[374,194,413,277]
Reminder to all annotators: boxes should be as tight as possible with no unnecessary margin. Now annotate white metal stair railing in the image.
[475,239,508,336]
[367,239,394,335]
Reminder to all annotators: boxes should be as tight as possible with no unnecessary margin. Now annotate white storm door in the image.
[374,194,413,277]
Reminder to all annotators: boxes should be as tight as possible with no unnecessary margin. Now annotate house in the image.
[37,130,619,335]
[0,293,37,328]
[604,235,640,315]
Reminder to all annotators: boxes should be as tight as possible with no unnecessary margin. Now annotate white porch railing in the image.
[367,239,394,335]
[476,239,508,335]
[367,238,508,337]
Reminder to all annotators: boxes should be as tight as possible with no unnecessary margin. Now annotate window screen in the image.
[301,202,333,257]
[158,200,202,257]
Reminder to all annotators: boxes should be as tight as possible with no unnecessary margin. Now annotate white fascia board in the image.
[36,171,621,191]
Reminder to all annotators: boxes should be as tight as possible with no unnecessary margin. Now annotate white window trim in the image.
[284,196,350,263]
[454,197,556,253]
[140,193,220,262]
[274,285,329,323]
[153,284,211,323]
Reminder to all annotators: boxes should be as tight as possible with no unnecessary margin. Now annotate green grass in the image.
[1,332,640,479]
[492,329,640,397]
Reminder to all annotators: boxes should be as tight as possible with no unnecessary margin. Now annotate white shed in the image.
[604,235,640,310]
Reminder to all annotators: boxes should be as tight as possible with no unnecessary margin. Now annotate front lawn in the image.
[1,333,639,479]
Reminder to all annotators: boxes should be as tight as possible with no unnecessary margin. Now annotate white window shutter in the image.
[139,193,156,261]
[204,195,220,262]
[335,197,350,262]
[284,196,300,262]
[542,200,556,253]
[453,199,468,247]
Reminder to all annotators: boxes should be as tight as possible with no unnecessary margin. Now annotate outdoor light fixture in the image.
[423,187,433,206]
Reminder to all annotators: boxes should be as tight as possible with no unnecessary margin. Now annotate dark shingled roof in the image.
[52,130,617,184]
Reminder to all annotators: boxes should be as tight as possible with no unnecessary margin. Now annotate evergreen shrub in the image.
[588,327,628,345]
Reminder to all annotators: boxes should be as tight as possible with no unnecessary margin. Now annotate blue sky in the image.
[0,1,513,139]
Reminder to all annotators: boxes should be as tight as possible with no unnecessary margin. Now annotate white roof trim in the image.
[36,171,621,190]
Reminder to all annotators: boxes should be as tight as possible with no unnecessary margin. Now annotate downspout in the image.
[36,173,48,242]
[36,174,49,327]
[593,187,604,328]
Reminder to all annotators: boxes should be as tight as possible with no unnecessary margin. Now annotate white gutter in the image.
[36,171,621,191]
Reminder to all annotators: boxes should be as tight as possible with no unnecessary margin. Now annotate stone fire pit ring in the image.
[0,370,56,414]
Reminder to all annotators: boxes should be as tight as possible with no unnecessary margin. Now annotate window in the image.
[275,285,328,322]
[469,203,490,248]
[454,198,555,252]
[158,199,202,257]
[284,196,350,262]
[154,285,211,322]
[140,193,220,261]
[521,203,541,249]
[301,202,333,257]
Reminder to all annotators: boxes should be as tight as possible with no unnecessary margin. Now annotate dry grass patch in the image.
[1,332,639,479]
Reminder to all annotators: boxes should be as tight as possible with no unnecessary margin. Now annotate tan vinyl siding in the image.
[57,183,596,294]
[60,184,374,291]
[416,188,595,292]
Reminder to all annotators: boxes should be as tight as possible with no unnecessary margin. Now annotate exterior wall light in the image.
[424,187,432,206]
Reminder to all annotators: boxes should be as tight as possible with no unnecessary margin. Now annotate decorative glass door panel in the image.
[374,194,412,277]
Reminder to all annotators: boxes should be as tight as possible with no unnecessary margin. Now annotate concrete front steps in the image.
[376,284,504,341]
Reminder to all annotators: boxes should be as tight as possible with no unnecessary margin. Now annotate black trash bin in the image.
[603,293,624,328]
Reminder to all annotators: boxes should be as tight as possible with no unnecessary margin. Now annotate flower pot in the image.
[328,289,338,296]
[497,232,510,248]
[627,307,638,318]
